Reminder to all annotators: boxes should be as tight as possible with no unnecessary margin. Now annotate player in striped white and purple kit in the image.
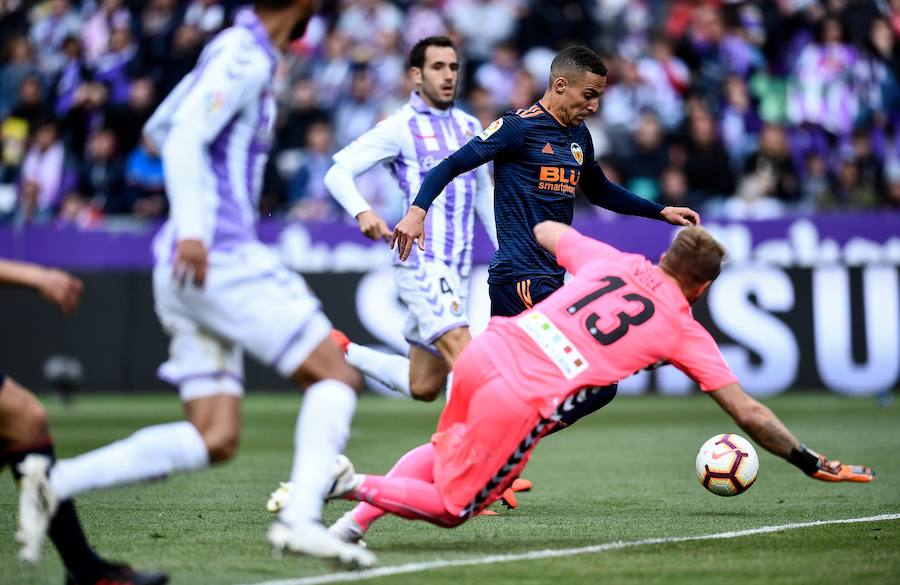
[17,0,375,568]
[324,37,497,402]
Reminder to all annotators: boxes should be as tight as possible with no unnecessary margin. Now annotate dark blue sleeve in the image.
[412,115,524,211]
[580,161,664,219]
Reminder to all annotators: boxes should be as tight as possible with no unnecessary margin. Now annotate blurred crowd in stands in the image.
[0,0,898,228]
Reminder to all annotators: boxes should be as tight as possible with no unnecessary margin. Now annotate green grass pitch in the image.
[2,392,898,585]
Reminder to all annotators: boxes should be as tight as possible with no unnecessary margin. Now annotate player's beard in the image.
[421,81,455,109]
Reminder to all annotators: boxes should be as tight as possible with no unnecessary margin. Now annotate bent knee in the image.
[410,381,442,402]
[203,429,240,463]
[7,393,51,444]
[439,514,466,528]
[21,400,49,436]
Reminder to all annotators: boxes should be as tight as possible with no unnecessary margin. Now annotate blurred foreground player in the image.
[0,258,167,584]
[17,0,374,568]
[319,223,873,538]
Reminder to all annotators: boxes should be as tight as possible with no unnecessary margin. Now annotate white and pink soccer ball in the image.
[696,433,759,496]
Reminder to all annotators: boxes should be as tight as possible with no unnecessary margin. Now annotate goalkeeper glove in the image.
[788,444,874,482]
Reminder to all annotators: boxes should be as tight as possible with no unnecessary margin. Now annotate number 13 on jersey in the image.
[566,276,655,346]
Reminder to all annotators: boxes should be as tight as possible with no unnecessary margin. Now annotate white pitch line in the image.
[241,513,900,585]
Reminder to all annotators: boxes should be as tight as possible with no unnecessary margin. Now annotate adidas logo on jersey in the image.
[542,143,554,155]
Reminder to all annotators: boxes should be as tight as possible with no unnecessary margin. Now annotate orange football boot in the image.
[499,477,533,508]
[330,329,351,354]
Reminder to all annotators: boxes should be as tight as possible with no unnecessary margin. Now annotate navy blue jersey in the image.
[413,102,663,285]
[467,104,596,283]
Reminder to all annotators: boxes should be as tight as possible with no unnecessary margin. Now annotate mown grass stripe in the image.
[242,513,900,585]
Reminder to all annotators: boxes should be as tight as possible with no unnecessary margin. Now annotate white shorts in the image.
[153,242,332,401]
[393,262,468,356]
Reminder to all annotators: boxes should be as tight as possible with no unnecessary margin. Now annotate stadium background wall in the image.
[1,265,897,396]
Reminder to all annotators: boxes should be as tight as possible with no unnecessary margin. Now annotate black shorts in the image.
[0,370,5,389]
[489,276,563,317]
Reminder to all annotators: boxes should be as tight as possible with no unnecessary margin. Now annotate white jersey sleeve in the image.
[327,115,404,219]
[148,30,270,243]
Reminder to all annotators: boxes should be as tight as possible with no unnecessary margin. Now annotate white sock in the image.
[346,343,411,397]
[280,379,357,526]
[49,421,209,501]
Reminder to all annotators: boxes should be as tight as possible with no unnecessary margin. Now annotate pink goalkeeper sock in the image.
[351,474,461,528]
[351,442,435,530]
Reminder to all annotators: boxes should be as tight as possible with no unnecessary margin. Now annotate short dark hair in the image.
[549,46,607,81]
[408,36,457,70]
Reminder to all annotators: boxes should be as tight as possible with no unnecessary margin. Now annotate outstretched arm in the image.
[708,382,800,458]
[534,221,620,275]
[0,259,82,316]
[709,383,874,482]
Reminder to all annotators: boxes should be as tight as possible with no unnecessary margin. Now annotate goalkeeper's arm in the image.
[708,382,874,482]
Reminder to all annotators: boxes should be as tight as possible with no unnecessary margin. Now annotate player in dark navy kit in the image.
[392,46,700,317]
[0,258,167,585]
[391,47,700,437]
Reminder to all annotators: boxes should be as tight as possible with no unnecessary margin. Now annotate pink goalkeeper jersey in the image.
[480,228,737,418]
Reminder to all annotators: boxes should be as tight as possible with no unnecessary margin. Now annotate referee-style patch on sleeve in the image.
[478,118,503,141]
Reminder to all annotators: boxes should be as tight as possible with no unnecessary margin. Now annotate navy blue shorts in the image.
[0,370,5,389]
[489,276,564,317]
[552,384,618,431]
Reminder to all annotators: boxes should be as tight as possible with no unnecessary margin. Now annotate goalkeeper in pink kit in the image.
[322,222,874,536]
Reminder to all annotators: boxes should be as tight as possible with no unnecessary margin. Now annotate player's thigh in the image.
[289,334,361,391]
[0,376,49,444]
[489,281,529,317]
[433,325,471,366]
[183,393,241,462]
[553,383,619,431]
[530,277,563,305]
[434,374,544,518]
[408,345,450,401]
[436,339,493,430]
[184,394,241,437]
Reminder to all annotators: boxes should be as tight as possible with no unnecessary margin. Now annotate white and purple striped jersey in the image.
[329,92,496,278]
[145,9,277,264]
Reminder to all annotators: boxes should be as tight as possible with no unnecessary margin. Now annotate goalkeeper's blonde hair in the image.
[661,226,726,288]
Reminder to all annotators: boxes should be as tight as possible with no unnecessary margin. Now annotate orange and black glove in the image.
[788,444,874,483]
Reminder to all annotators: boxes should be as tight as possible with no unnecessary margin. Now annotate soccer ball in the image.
[695,433,759,497]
